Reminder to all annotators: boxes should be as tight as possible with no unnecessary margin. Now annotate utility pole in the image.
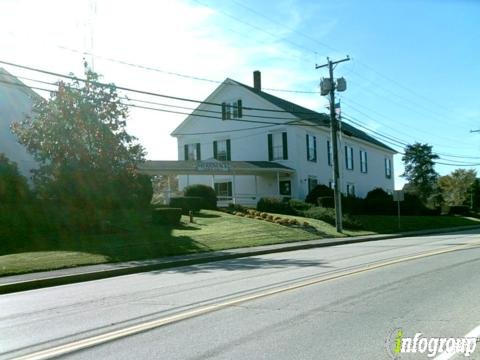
[316,56,350,233]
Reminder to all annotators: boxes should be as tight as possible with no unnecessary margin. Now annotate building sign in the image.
[196,160,231,172]
[393,190,404,202]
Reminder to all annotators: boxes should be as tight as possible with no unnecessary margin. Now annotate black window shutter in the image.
[327,141,331,165]
[226,139,231,161]
[221,102,226,120]
[184,144,189,160]
[282,132,288,160]
[365,152,368,172]
[227,182,232,197]
[313,136,317,162]
[213,141,218,160]
[268,134,273,161]
[237,99,242,118]
[214,183,219,195]
[306,134,309,160]
[196,143,201,160]
[350,147,353,170]
[345,146,348,168]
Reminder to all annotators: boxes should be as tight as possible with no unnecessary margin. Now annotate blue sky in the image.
[1,0,479,189]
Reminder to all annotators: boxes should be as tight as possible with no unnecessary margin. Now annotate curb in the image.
[1,225,480,294]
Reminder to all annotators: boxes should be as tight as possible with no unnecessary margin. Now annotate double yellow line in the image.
[12,241,480,360]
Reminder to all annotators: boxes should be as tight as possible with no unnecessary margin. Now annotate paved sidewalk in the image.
[2,225,480,294]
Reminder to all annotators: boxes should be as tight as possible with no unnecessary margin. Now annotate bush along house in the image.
[140,71,396,206]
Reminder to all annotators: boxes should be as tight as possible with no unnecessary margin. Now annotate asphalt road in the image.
[1,229,480,360]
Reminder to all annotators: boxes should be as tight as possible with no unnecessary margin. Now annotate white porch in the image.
[139,160,295,207]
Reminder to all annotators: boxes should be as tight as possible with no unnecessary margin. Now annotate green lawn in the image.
[1,210,479,277]
[354,215,480,234]
[0,210,352,276]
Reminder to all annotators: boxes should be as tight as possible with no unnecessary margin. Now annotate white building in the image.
[0,68,40,180]
[141,71,396,206]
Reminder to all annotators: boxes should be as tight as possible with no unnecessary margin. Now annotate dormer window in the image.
[222,100,243,120]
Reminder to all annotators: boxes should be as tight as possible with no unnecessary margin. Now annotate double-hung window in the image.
[346,183,356,196]
[385,157,392,178]
[345,145,354,170]
[213,139,231,161]
[268,132,288,161]
[214,182,232,199]
[221,100,243,120]
[184,143,201,160]
[360,150,368,173]
[308,176,318,193]
[306,134,317,162]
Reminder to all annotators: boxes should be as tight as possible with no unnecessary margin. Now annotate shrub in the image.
[400,193,432,215]
[170,196,203,214]
[289,199,313,212]
[341,195,364,215]
[152,207,182,225]
[227,203,247,213]
[303,207,363,230]
[184,184,217,209]
[257,197,295,215]
[305,184,334,204]
[317,196,334,208]
[447,205,470,216]
[364,188,395,215]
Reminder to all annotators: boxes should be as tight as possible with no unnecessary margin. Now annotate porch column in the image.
[166,175,171,205]
[254,175,258,202]
[232,173,237,204]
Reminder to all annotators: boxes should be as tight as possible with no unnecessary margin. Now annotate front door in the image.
[279,180,292,196]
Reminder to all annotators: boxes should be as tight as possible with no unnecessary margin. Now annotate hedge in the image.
[152,207,182,225]
[305,184,334,204]
[303,207,363,230]
[169,196,204,214]
[184,184,217,209]
[257,197,295,215]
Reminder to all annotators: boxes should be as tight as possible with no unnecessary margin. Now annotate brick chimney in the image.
[253,70,261,91]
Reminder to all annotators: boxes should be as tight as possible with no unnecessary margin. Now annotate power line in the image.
[5,65,480,166]
[0,59,324,116]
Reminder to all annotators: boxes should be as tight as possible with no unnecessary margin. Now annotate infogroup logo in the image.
[386,328,478,359]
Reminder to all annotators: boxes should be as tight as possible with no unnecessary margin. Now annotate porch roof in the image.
[138,160,294,176]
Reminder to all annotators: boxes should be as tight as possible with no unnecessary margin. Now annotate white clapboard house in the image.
[0,68,40,180]
[141,71,396,206]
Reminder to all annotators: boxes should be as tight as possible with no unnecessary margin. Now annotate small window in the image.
[360,150,368,173]
[346,183,356,196]
[222,100,243,120]
[345,145,354,170]
[214,182,232,199]
[385,158,392,178]
[306,134,317,162]
[214,139,231,161]
[268,132,288,161]
[308,177,318,193]
[327,140,332,166]
[184,143,200,161]
[328,180,334,189]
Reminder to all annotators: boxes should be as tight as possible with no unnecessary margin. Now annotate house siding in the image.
[172,79,395,202]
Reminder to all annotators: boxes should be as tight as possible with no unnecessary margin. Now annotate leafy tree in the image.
[0,153,31,203]
[11,64,148,209]
[438,169,477,206]
[401,143,439,202]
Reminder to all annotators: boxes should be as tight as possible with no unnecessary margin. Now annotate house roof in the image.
[229,79,396,153]
[138,160,294,176]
